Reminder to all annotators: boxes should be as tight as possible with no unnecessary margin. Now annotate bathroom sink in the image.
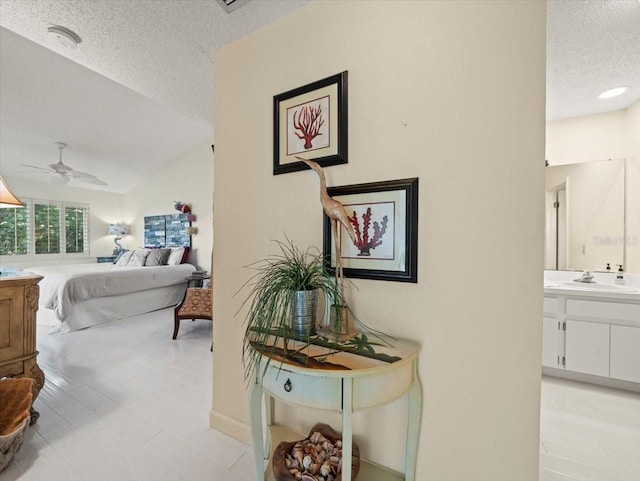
[560,281,639,293]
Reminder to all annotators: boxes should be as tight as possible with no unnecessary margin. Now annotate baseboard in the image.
[209,409,252,445]
[542,367,640,393]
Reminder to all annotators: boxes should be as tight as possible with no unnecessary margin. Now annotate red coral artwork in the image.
[348,207,389,256]
[293,105,324,149]
[286,96,330,155]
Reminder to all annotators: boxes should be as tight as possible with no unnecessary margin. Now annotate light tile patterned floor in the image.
[2,308,256,481]
[2,308,638,480]
[539,377,640,481]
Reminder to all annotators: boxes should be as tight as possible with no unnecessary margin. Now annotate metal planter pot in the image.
[289,289,318,338]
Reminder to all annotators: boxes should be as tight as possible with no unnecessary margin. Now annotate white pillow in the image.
[115,250,133,266]
[127,248,151,266]
[166,247,185,265]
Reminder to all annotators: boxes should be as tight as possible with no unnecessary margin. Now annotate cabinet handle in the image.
[284,378,292,392]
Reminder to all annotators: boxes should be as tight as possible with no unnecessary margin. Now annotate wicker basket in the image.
[272,423,360,481]
[0,415,30,472]
[0,377,33,473]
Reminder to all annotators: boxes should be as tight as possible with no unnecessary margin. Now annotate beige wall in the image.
[0,176,124,268]
[212,1,545,480]
[122,142,214,269]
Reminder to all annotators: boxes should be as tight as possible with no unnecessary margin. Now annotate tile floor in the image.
[539,376,640,481]
[2,308,256,481]
[2,308,639,480]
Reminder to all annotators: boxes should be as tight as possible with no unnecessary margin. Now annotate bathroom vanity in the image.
[543,275,640,391]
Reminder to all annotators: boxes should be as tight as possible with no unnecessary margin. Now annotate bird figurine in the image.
[297,156,356,337]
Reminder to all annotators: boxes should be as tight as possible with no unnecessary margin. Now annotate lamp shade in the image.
[108,224,128,236]
[0,176,25,208]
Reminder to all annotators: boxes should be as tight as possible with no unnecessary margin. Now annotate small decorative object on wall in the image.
[323,178,419,283]
[273,71,348,175]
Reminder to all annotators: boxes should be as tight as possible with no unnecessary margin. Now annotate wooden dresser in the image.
[0,273,45,417]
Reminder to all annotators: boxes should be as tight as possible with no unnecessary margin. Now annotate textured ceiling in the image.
[0,0,311,193]
[547,0,640,120]
[0,0,638,193]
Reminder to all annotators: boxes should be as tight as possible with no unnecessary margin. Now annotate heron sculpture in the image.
[297,156,356,337]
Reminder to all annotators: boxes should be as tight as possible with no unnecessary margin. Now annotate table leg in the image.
[405,361,422,481]
[342,378,353,481]
[250,382,265,481]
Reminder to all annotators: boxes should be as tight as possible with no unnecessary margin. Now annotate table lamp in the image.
[108,223,128,255]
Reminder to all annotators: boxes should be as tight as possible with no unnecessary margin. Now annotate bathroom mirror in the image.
[544,158,639,273]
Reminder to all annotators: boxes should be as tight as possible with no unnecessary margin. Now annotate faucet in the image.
[574,271,596,283]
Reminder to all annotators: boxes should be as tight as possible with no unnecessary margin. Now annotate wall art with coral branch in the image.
[343,202,395,260]
[323,178,418,283]
[273,71,347,175]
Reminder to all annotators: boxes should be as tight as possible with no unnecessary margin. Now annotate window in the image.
[0,198,90,259]
[0,202,30,255]
[34,202,61,254]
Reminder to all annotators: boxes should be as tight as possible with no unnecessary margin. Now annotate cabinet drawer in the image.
[543,297,559,315]
[566,299,640,322]
[261,365,342,410]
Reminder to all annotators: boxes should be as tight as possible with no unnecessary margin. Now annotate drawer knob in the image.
[284,378,292,392]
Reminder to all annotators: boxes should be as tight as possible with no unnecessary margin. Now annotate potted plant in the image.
[240,239,342,381]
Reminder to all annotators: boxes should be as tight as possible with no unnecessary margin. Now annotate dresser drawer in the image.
[261,364,342,410]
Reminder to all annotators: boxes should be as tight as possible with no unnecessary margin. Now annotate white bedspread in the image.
[27,263,196,321]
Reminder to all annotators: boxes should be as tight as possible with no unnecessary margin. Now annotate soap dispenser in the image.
[615,265,625,286]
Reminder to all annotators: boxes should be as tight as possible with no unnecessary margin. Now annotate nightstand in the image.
[96,256,116,263]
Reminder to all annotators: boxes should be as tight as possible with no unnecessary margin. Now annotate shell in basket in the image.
[272,423,360,481]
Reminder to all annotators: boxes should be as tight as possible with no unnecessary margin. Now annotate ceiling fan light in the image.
[50,172,70,185]
[47,25,81,49]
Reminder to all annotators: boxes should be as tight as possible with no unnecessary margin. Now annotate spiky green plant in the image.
[239,239,342,382]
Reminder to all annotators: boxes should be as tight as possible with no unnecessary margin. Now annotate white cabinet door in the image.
[565,320,610,377]
[610,325,640,383]
[542,317,560,368]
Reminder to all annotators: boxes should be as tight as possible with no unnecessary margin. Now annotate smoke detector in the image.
[215,0,250,14]
[47,25,82,48]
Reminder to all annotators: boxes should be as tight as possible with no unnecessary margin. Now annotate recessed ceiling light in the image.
[598,87,629,99]
[47,25,82,49]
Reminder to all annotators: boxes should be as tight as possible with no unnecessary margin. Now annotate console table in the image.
[249,337,421,481]
[0,273,45,423]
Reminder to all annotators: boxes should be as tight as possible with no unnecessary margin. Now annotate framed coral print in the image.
[323,178,418,282]
[273,71,348,175]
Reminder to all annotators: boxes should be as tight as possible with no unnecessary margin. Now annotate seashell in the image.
[335,440,342,448]
[329,456,340,466]
[308,463,320,475]
[289,468,302,480]
[310,431,329,444]
[300,475,317,481]
[302,455,312,470]
[337,458,342,474]
[320,460,332,477]
[327,475,334,481]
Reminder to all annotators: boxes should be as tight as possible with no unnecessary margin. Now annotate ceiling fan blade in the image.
[67,170,97,179]
[76,177,108,186]
[21,163,53,172]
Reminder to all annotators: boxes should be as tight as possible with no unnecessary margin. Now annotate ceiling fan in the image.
[21,142,108,186]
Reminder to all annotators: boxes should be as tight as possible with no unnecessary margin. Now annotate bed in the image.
[28,262,196,332]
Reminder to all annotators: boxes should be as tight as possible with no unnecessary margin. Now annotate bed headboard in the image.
[144,213,191,248]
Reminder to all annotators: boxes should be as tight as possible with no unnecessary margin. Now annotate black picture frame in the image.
[273,71,348,175]
[323,178,418,283]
